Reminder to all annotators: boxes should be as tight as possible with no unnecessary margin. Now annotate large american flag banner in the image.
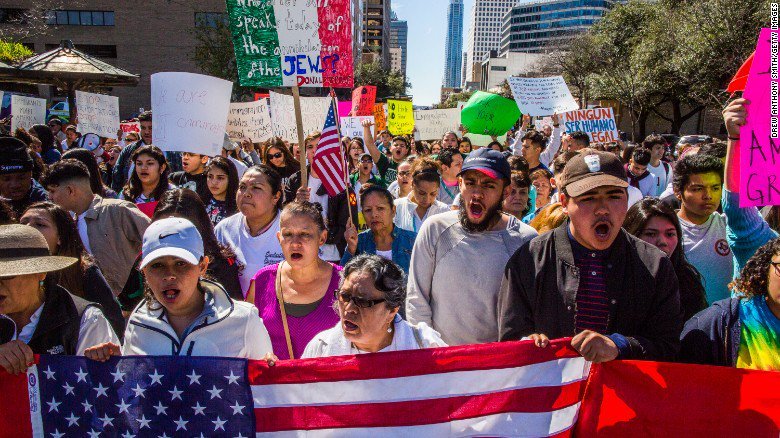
[0,339,589,437]
[312,105,348,197]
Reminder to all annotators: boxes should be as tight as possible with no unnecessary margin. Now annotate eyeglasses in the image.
[334,290,386,308]
[360,157,373,163]
[269,152,284,159]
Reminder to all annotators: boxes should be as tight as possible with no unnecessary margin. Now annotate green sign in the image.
[460,91,521,136]
[226,0,282,88]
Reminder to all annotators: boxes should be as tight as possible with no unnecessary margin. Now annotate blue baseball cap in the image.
[458,148,511,181]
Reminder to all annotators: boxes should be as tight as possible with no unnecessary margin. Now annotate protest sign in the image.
[75,91,120,138]
[120,121,140,133]
[468,133,508,148]
[563,108,619,143]
[534,116,554,132]
[337,100,352,118]
[351,86,376,116]
[373,103,387,131]
[461,91,519,136]
[740,28,779,207]
[507,76,579,116]
[414,108,460,140]
[151,72,232,156]
[226,100,273,141]
[226,0,353,88]
[269,91,330,143]
[10,95,45,132]
[387,100,414,135]
[340,116,374,141]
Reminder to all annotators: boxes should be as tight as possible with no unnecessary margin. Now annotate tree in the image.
[353,62,410,99]
[3,1,85,42]
[439,90,474,108]
[0,41,34,64]
[534,34,602,107]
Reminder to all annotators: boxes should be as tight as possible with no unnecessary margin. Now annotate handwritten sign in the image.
[269,91,330,143]
[351,86,376,116]
[740,28,779,207]
[373,103,387,131]
[563,108,619,143]
[534,116,554,132]
[75,91,119,138]
[460,91,520,136]
[387,100,414,135]
[151,72,232,156]
[226,100,273,142]
[507,76,579,116]
[226,0,353,88]
[120,122,140,133]
[414,108,460,140]
[340,116,374,141]
[10,95,45,132]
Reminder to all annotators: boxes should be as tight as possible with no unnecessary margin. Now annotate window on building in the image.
[48,10,114,26]
[491,66,507,71]
[195,12,227,27]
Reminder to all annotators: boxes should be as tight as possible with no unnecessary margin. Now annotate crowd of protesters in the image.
[1,96,779,375]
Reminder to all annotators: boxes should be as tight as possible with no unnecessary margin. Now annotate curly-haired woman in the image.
[680,238,780,370]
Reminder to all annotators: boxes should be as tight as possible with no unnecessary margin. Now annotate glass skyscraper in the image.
[443,0,464,88]
[390,12,408,78]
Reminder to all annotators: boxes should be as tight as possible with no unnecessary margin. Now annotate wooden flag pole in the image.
[330,87,358,222]
[292,85,308,188]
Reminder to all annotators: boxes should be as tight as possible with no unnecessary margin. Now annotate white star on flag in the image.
[43,366,56,380]
[187,369,202,385]
[192,401,206,416]
[82,400,93,413]
[47,397,61,413]
[174,416,188,431]
[50,429,64,438]
[62,382,74,395]
[207,385,223,399]
[169,385,183,400]
[230,400,245,415]
[98,413,114,427]
[111,368,126,383]
[116,398,131,414]
[137,414,151,429]
[148,369,164,385]
[74,368,88,383]
[131,383,146,398]
[153,401,168,416]
[65,412,79,427]
[93,382,109,398]
[225,370,240,385]
[213,416,227,431]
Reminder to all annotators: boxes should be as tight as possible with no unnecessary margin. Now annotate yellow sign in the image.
[387,100,414,135]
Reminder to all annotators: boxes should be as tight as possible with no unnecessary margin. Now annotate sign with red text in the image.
[120,122,140,133]
[373,103,387,131]
[563,108,619,143]
[75,90,120,138]
[740,28,779,207]
[351,86,376,116]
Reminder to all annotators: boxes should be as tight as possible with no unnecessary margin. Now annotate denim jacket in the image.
[340,226,417,273]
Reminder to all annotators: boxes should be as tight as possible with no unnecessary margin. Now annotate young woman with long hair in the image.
[204,156,239,226]
[121,145,172,204]
[262,137,300,204]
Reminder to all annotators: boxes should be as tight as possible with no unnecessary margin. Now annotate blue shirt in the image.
[340,226,417,273]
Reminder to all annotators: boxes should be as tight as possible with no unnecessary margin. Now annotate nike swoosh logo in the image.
[159,232,178,240]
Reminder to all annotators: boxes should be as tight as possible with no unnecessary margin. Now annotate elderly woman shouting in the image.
[302,255,446,357]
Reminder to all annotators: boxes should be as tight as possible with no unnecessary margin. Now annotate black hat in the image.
[0,136,33,175]
[559,150,628,197]
[458,148,511,181]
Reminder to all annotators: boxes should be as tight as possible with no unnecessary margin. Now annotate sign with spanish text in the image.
[563,108,619,143]
[340,116,374,141]
[120,122,140,133]
[10,95,45,132]
[351,86,376,116]
[269,91,330,143]
[414,108,460,140]
[75,91,120,138]
[226,0,353,88]
[373,103,387,131]
[151,72,232,156]
[740,28,779,207]
[508,76,579,116]
[387,100,414,135]
[227,100,273,142]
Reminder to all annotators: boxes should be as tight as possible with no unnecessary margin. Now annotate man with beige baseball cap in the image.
[498,149,682,363]
[0,224,118,374]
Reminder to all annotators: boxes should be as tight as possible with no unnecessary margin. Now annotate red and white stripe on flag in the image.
[248,339,589,437]
[312,105,347,197]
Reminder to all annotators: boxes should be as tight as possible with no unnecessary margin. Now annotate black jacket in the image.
[497,222,683,361]
[81,264,125,338]
[679,298,741,367]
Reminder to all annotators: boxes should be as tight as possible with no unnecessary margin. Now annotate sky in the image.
[393,0,474,107]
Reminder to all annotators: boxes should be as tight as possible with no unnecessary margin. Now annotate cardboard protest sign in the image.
[740,28,779,207]
[227,100,273,142]
[460,91,520,136]
[563,108,619,143]
[508,76,579,116]
[226,0,353,88]
[75,91,120,138]
[351,86,376,116]
[373,103,387,131]
[10,95,45,132]
[340,116,374,141]
[120,122,140,133]
[414,108,460,140]
[387,100,414,135]
[338,101,352,118]
[269,91,330,143]
[151,72,232,156]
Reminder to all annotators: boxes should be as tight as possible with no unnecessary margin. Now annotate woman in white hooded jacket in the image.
[85,217,273,360]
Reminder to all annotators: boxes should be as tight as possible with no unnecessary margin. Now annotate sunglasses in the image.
[334,290,386,308]
[268,152,284,159]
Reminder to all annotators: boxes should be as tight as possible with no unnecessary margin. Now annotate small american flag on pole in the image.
[312,105,348,197]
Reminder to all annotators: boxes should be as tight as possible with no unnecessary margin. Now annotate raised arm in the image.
[362,119,382,163]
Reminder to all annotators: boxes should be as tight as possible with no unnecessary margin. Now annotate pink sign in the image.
[740,28,779,207]
[337,101,352,118]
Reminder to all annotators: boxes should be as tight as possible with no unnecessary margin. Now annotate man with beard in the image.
[406,149,537,346]
[497,150,683,362]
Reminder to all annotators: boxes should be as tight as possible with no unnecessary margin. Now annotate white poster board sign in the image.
[562,108,620,143]
[11,95,46,132]
[269,91,331,143]
[414,108,460,140]
[226,100,273,141]
[534,116,554,132]
[507,76,579,116]
[340,116,374,141]
[75,91,120,138]
[151,72,232,156]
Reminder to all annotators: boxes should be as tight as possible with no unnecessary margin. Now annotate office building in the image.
[479,50,544,91]
[390,11,408,78]
[443,0,464,88]
[362,0,392,68]
[464,0,518,86]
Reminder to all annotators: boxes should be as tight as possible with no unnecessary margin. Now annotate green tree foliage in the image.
[0,41,34,64]
[439,90,474,108]
[354,62,410,99]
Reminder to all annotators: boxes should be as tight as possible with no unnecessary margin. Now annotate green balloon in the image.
[461,91,521,136]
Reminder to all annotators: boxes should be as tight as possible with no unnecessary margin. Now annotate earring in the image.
[387,325,392,333]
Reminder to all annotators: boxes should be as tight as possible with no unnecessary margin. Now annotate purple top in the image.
[253,262,342,359]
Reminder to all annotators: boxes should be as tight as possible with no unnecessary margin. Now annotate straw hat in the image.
[0,224,77,277]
